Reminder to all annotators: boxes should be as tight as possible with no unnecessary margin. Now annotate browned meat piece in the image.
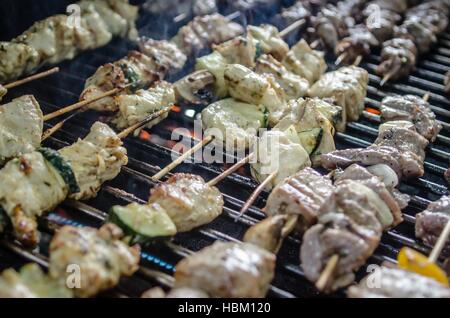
[335,25,379,64]
[138,37,187,73]
[334,164,403,227]
[380,95,442,142]
[171,14,244,58]
[375,125,429,162]
[395,18,437,55]
[348,267,450,298]
[264,167,334,233]
[416,195,450,256]
[174,241,275,298]
[406,1,449,34]
[368,0,407,13]
[320,146,424,179]
[363,4,402,42]
[377,38,417,81]
[301,179,389,292]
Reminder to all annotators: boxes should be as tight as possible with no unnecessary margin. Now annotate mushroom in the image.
[174,70,215,105]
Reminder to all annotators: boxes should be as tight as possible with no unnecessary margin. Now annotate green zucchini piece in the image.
[119,63,144,91]
[108,203,177,245]
[38,148,80,194]
[297,128,323,155]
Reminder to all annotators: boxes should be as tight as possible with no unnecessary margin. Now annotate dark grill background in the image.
[0,0,449,298]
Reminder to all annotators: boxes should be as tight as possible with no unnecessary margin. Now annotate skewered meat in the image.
[335,25,379,64]
[348,267,450,298]
[333,164,403,227]
[0,150,71,245]
[111,81,175,133]
[301,180,386,292]
[251,128,311,189]
[377,38,417,81]
[308,66,369,127]
[255,54,310,100]
[174,70,216,105]
[243,214,297,253]
[49,224,140,298]
[406,1,449,34]
[0,95,43,166]
[174,241,275,298]
[445,72,450,94]
[0,264,72,298]
[363,2,403,43]
[380,95,442,141]
[313,4,350,52]
[59,122,128,200]
[77,2,113,48]
[212,34,257,68]
[416,195,450,256]
[395,18,437,55]
[171,13,244,58]
[320,145,424,179]
[369,0,407,13]
[142,286,209,298]
[264,167,334,233]
[248,25,289,61]
[138,37,188,73]
[275,98,336,163]
[148,174,224,232]
[0,42,40,83]
[81,51,167,112]
[224,64,287,126]
[201,98,266,149]
[273,1,311,30]
[282,39,327,85]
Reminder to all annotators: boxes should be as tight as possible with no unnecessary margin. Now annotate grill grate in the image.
[1,0,450,298]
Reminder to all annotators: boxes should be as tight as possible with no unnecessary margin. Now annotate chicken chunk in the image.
[49,224,140,298]
[148,174,223,232]
[0,42,39,83]
[248,25,289,60]
[174,242,275,298]
[138,37,187,73]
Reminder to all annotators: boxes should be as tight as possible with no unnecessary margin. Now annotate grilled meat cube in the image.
[111,81,175,133]
[364,4,402,43]
[0,42,40,83]
[445,72,450,94]
[335,25,379,64]
[283,39,327,85]
[0,95,43,166]
[406,1,449,34]
[395,18,436,55]
[0,151,70,245]
[251,129,311,189]
[49,224,140,298]
[416,196,450,255]
[320,145,424,179]
[213,34,257,68]
[264,167,334,233]
[201,98,266,149]
[313,4,349,52]
[301,180,386,292]
[81,51,166,112]
[138,37,187,73]
[308,66,369,126]
[255,54,310,100]
[224,64,287,126]
[78,2,113,48]
[0,264,72,298]
[380,95,442,141]
[59,122,128,200]
[248,25,289,61]
[275,98,336,163]
[348,267,450,298]
[171,13,244,58]
[377,38,417,81]
[369,0,407,13]
[375,123,429,162]
[174,241,275,298]
[148,173,224,232]
[334,164,403,227]
[142,286,209,298]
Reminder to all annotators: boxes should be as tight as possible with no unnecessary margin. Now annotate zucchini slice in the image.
[38,148,80,194]
[297,128,323,155]
[108,203,177,245]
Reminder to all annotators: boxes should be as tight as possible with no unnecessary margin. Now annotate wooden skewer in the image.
[428,220,450,263]
[43,82,136,121]
[117,107,172,139]
[315,254,339,291]
[279,19,306,38]
[354,55,363,67]
[151,135,214,181]
[41,111,81,141]
[310,40,320,49]
[236,170,277,221]
[207,153,254,186]
[380,71,394,87]
[423,92,430,102]
[335,52,348,66]
[3,67,59,90]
